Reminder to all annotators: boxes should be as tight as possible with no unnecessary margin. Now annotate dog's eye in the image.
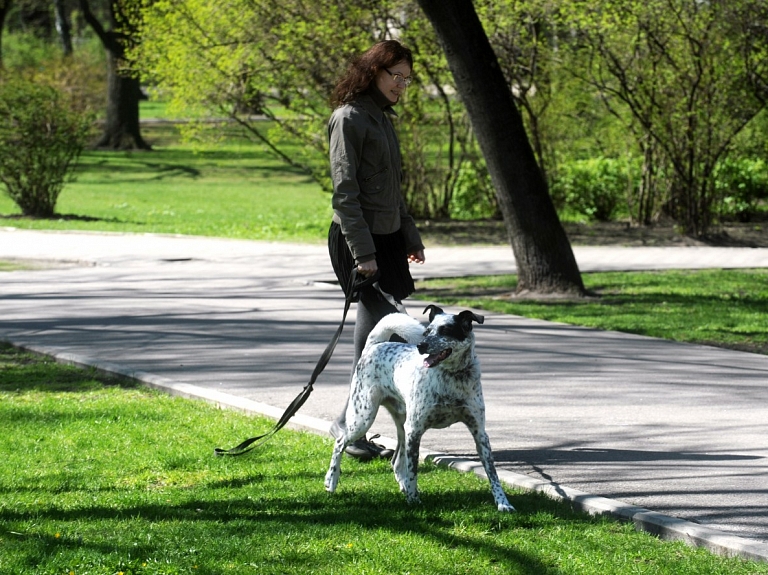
[438,322,467,340]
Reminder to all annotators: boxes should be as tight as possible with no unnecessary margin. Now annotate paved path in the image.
[2,228,768,561]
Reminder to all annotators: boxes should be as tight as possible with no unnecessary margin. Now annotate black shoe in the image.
[345,434,394,461]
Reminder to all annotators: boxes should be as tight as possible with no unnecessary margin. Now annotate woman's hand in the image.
[357,259,379,277]
[408,250,425,265]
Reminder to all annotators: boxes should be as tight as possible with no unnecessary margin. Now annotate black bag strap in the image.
[214,268,378,456]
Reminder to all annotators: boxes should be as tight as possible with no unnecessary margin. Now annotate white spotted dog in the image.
[324,305,514,512]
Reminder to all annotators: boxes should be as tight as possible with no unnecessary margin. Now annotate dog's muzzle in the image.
[418,339,453,368]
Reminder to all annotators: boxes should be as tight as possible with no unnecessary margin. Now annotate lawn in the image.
[0,121,332,243]
[414,268,768,355]
[1,343,765,575]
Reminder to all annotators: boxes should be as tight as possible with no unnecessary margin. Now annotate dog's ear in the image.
[423,304,444,322]
[458,310,484,331]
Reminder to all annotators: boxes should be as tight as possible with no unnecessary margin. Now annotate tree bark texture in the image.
[79,0,150,150]
[99,51,148,149]
[416,0,584,295]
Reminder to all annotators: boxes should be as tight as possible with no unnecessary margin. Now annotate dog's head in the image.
[417,305,484,368]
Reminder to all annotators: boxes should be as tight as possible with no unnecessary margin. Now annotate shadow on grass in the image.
[73,145,314,184]
[76,155,202,180]
[0,342,139,393]
[0,482,580,575]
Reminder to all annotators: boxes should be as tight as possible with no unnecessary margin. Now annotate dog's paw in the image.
[324,469,340,493]
[400,484,421,504]
[497,502,516,513]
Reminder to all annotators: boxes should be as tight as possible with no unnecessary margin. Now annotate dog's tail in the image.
[365,313,424,348]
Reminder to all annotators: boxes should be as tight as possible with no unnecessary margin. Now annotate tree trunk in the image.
[54,0,73,56]
[80,0,150,151]
[416,0,584,296]
[0,0,12,68]
[96,50,150,150]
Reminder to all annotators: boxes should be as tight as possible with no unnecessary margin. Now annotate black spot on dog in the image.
[437,320,468,342]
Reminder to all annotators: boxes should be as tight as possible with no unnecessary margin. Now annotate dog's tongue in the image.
[422,349,452,368]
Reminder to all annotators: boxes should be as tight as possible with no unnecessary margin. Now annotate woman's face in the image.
[374,60,412,104]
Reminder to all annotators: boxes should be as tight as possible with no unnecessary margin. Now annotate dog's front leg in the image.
[470,427,515,512]
[389,410,409,492]
[402,424,423,504]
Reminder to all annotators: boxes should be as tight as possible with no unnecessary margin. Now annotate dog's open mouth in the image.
[422,348,452,368]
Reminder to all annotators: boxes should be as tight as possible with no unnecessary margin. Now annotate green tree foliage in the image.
[0,78,92,217]
[132,0,486,219]
[134,1,379,185]
[133,0,767,232]
[476,0,564,184]
[567,0,768,235]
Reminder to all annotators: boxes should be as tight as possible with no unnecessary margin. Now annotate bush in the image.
[449,161,499,220]
[714,157,768,222]
[550,158,628,221]
[0,78,93,217]
[3,32,107,116]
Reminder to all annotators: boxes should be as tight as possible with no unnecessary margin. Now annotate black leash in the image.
[214,268,377,457]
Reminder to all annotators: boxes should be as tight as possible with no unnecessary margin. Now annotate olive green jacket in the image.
[329,94,424,263]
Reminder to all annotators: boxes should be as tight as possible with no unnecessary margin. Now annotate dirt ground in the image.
[417,215,768,248]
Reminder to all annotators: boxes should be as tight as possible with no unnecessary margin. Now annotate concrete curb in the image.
[9,340,768,564]
[424,455,768,563]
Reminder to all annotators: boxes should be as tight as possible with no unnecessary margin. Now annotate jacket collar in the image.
[356,93,397,122]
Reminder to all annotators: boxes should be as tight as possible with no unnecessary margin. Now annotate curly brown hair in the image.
[330,40,413,108]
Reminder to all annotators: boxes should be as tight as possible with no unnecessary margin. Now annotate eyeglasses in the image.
[384,68,413,86]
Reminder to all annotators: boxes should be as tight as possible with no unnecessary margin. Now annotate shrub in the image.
[0,78,93,217]
[713,157,768,222]
[3,32,107,116]
[551,158,628,221]
[449,161,499,220]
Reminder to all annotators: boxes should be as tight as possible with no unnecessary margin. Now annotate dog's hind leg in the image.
[324,419,373,493]
[324,436,345,493]
[325,380,380,494]
[468,423,515,513]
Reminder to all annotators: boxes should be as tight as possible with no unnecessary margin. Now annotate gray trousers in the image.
[333,287,399,433]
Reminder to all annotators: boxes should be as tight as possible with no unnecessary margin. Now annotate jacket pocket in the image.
[361,166,389,187]
[359,166,391,208]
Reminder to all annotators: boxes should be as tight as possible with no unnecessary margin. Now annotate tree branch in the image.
[79,0,121,55]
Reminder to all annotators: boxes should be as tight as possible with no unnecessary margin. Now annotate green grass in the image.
[415,268,768,354]
[1,343,766,575]
[139,100,171,120]
[0,260,32,271]
[0,122,332,243]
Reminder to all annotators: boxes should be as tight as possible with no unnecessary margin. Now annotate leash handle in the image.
[214,269,373,456]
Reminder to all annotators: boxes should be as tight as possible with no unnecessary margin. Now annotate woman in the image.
[327,40,425,460]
